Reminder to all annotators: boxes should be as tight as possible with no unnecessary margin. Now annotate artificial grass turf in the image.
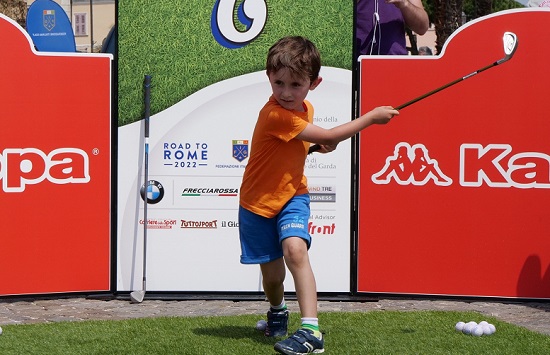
[117,0,353,125]
[0,310,548,354]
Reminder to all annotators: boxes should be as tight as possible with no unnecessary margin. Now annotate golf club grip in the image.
[144,75,152,138]
[308,144,321,154]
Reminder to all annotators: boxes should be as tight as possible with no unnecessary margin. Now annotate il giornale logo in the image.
[372,142,550,189]
[211,0,267,49]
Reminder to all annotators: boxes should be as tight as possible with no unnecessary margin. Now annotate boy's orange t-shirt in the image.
[240,96,313,218]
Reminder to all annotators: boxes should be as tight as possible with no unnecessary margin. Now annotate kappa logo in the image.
[460,144,550,189]
[373,142,550,189]
[372,143,452,186]
[0,147,90,193]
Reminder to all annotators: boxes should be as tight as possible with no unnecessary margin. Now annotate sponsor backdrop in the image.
[117,1,354,292]
[357,9,550,298]
[3,4,546,299]
[0,14,112,295]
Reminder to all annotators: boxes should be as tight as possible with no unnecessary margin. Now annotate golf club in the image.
[130,75,152,304]
[308,32,518,154]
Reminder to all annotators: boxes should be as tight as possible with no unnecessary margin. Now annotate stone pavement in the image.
[0,295,549,336]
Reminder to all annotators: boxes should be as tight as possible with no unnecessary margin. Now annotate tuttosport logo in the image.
[372,142,550,189]
[180,219,218,229]
[211,0,267,49]
[0,147,90,193]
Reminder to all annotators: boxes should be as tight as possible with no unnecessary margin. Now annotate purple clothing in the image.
[356,0,407,55]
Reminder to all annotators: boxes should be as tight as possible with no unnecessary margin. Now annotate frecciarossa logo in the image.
[372,142,550,189]
[0,148,90,193]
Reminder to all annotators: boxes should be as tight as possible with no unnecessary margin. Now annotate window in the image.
[74,13,87,36]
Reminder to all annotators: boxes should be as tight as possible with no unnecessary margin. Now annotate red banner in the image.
[0,15,112,295]
[357,10,550,298]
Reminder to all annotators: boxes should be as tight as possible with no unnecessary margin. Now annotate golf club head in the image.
[498,32,518,63]
[130,290,145,303]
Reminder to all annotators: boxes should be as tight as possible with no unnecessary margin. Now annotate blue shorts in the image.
[239,194,311,264]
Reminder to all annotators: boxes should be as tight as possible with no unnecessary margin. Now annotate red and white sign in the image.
[0,14,112,295]
[357,9,550,298]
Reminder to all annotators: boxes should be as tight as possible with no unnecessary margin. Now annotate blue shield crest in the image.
[43,10,55,31]
[232,140,249,162]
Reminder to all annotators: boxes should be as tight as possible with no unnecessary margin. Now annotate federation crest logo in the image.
[232,140,249,162]
[43,10,55,31]
[140,180,165,204]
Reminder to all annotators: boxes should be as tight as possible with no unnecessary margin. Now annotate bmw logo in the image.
[140,180,164,204]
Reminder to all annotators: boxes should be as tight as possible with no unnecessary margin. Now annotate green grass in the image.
[0,311,548,354]
[118,0,353,126]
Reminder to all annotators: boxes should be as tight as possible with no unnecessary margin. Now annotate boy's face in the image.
[267,68,321,112]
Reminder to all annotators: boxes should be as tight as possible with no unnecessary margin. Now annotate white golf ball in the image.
[455,321,465,332]
[462,321,477,335]
[482,324,493,335]
[0,326,3,335]
[256,319,267,331]
[472,325,484,337]
[488,323,496,334]
[478,321,489,327]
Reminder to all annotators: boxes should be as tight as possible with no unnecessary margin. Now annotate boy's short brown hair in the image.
[266,36,321,83]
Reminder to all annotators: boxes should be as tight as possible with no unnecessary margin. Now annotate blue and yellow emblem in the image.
[232,140,249,162]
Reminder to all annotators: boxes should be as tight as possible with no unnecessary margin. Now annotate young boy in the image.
[239,36,398,354]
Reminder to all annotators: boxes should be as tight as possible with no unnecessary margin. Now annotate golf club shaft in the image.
[308,61,494,155]
[142,74,152,295]
[309,45,514,155]
[395,61,497,110]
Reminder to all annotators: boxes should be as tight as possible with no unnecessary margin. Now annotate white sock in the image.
[301,317,319,327]
[271,299,286,311]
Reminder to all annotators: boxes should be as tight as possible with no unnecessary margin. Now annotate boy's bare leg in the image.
[260,258,290,338]
[260,257,286,306]
[273,237,325,354]
[282,236,318,318]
